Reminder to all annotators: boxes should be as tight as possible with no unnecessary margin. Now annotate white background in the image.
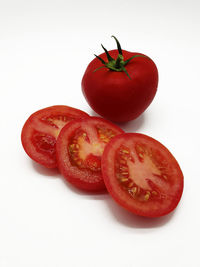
[0,0,199,266]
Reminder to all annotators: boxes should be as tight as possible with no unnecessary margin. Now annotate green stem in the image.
[94,54,106,64]
[101,44,114,62]
[93,36,147,79]
[124,55,146,66]
[111,35,123,55]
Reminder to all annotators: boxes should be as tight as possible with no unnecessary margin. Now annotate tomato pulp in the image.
[56,117,124,191]
[102,133,183,217]
[21,105,89,168]
[82,37,158,122]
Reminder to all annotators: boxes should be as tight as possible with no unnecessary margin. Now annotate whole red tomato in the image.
[81,36,158,122]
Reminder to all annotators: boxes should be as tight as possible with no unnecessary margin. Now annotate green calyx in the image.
[94,36,145,79]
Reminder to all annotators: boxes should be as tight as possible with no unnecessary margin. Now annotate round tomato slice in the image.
[21,105,89,168]
[56,117,124,191]
[102,133,184,217]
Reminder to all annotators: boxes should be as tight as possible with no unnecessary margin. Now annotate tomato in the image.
[81,36,158,122]
[56,117,124,191]
[21,105,89,168]
[102,133,183,217]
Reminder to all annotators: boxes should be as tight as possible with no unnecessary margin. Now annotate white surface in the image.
[0,0,199,266]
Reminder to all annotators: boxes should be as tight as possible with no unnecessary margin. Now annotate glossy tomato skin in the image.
[102,133,183,217]
[56,117,124,191]
[82,50,158,122]
[21,105,89,168]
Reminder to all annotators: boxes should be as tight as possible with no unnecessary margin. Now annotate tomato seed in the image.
[120,178,129,182]
[144,191,151,201]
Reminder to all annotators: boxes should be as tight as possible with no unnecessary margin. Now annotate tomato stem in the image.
[111,35,123,55]
[101,44,114,62]
[94,36,146,79]
[94,54,106,64]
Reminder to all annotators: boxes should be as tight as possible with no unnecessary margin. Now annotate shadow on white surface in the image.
[32,160,176,227]
[89,108,146,133]
[105,197,175,228]
[58,172,176,228]
[61,176,175,228]
[117,113,145,133]
[32,160,108,199]
[60,176,109,200]
[32,161,60,178]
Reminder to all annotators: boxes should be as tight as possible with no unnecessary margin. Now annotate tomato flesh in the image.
[32,131,56,157]
[21,105,89,168]
[56,117,124,191]
[102,133,184,217]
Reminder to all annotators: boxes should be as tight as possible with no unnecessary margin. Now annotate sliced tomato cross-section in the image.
[21,105,89,168]
[56,117,124,191]
[102,133,184,217]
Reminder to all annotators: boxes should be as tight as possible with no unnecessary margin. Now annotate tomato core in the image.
[115,143,170,202]
[32,131,56,156]
[68,125,117,172]
[41,114,72,129]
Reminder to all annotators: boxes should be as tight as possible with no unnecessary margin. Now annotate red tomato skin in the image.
[102,133,184,217]
[82,50,158,122]
[21,105,89,169]
[56,117,124,192]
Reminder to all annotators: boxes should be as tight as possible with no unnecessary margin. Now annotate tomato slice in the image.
[56,117,124,191]
[21,105,89,168]
[102,133,184,217]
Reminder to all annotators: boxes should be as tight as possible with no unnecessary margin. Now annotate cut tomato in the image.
[102,133,184,217]
[21,105,89,168]
[56,117,124,191]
